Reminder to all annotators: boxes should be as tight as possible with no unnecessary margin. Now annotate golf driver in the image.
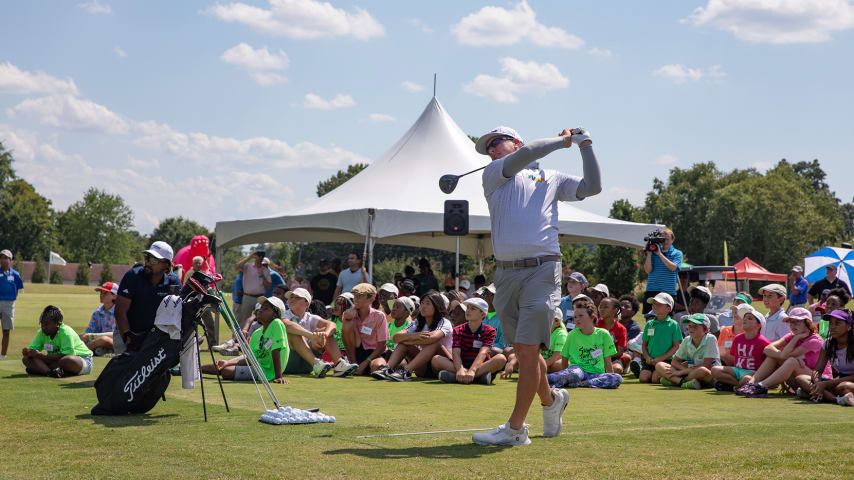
[439,165,488,194]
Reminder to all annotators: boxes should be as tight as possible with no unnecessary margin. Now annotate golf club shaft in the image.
[459,165,487,178]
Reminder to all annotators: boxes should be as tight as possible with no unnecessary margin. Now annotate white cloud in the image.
[686,0,854,44]
[368,113,395,123]
[463,57,569,104]
[301,93,355,110]
[7,95,129,134]
[78,0,111,14]
[0,123,38,161]
[588,48,613,57]
[221,43,289,71]
[452,1,583,49]
[206,0,384,40]
[708,64,727,78]
[128,157,161,169]
[251,72,286,86]
[408,18,433,33]
[750,160,771,170]
[0,62,80,96]
[653,64,727,84]
[654,154,679,166]
[113,46,127,58]
[401,81,423,93]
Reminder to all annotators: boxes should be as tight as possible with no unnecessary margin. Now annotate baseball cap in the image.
[475,126,524,155]
[257,295,286,317]
[572,293,593,303]
[379,283,399,295]
[823,309,852,326]
[396,296,415,314]
[338,292,355,303]
[409,295,420,308]
[478,284,496,295]
[688,285,712,300]
[440,294,450,310]
[143,241,174,261]
[791,265,803,273]
[682,313,710,328]
[758,284,786,297]
[734,293,752,305]
[0,249,12,259]
[401,279,416,291]
[646,292,674,308]
[351,283,377,297]
[784,307,812,323]
[449,299,466,313]
[736,304,766,332]
[464,297,489,314]
[460,279,471,290]
[568,272,588,286]
[591,284,610,297]
[95,281,119,295]
[261,257,270,265]
[285,287,312,303]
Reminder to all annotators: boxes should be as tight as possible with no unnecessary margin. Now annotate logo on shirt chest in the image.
[527,174,545,183]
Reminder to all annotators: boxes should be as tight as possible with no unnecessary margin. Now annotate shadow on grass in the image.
[75,412,179,428]
[59,380,96,389]
[3,373,31,379]
[324,442,509,460]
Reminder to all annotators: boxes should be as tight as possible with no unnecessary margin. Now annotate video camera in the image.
[644,229,667,253]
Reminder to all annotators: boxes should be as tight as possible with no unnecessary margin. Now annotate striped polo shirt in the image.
[645,246,683,294]
[452,322,496,364]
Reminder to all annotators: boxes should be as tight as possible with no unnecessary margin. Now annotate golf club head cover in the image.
[570,127,592,145]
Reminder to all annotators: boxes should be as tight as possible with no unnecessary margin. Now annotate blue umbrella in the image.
[804,246,854,292]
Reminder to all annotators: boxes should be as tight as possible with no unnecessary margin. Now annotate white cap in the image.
[736,304,766,333]
[261,257,270,265]
[554,307,563,320]
[0,249,12,259]
[440,293,450,310]
[396,296,415,314]
[646,292,674,308]
[572,294,592,303]
[258,296,286,317]
[475,126,524,155]
[478,283,497,295]
[591,284,610,297]
[459,279,471,290]
[285,287,312,303]
[379,283,399,295]
[463,297,489,314]
[688,285,712,299]
[144,241,174,261]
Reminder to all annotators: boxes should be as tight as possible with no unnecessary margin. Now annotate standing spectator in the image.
[403,265,421,295]
[808,264,851,304]
[642,228,683,315]
[213,272,245,355]
[472,274,486,294]
[235,251,272,334]
[329,257,342,277]
[182,256,209,284]
[287,263,311,293]
[80,282,118,355]
[789,266,809,309]
[414,258,439,297]
[184,255,218,346]
[265,258,286,298]
[0,249,23,359]
[333,252,370,298]
[310,259,338,305]
[115,241,181,352]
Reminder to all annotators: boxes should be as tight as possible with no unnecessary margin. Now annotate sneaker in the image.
[629,358,641,377]
[796,387,811,400]
[94,347,106,357]
[312,360,332,378]
[744,384,768,398]
[211,339,234,353]
[370,366,391,380]
[332,359,358,377]
[0,355,6,360]
[690,379,703,390]
[387,368,412,382]
[714,381,734,392]
[542,387,569,438]
[735,382,754,396]
[837,393,854,406]
[681,379,694,389]
[220,345,240,357]
[438,370,457,383]
[660,377,676,387]
[472,422,531,446]
[475,372,492,385]
[46,368,66,378]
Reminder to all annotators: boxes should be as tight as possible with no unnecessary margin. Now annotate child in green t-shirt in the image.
[22,305,94,378]
[639,293,682,384]
[546,300,622,389]
[542,307,568,373]
[202,297,289,383]
[655,313,720,389]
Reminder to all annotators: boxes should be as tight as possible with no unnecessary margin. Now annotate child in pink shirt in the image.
[711,305,770,391]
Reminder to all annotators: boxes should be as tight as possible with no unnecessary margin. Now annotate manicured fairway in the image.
[1,285,852,480]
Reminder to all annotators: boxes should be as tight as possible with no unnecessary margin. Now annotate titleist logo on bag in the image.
[123,348,167,403]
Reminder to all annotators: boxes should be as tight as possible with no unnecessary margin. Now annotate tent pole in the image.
[455,237,460,290]
[369,237,375,281]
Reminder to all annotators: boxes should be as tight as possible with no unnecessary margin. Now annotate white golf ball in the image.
[329,416,335,422]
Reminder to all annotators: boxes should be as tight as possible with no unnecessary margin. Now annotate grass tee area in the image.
[1,284,852,480]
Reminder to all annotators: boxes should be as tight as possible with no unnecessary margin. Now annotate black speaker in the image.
[444,200,469,236]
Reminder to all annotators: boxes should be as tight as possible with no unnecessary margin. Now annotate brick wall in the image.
[16,261,133,285]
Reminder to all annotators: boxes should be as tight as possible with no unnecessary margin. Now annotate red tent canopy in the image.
[723,257,788,282]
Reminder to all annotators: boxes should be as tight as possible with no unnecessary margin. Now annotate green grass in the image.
[1,284,853,479]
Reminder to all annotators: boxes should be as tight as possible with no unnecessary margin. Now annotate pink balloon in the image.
[174,235,217,282]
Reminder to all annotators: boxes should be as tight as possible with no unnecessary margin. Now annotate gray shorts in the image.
[493,261,560,348]
[0,300,14,330]
[234,364,254,381]
[77,355,94,375]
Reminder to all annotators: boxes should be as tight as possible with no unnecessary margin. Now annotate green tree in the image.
[49,268,63,284]
[316,163,368,197]
[55,188,135,263]
[99,262,114,283]
[75,263,90,285]
[593,200,648,297]
[31,259,46,283]
[560,243,596,283]
[0,141,16,191]
[150,216,211,252]
[0,179,54,260]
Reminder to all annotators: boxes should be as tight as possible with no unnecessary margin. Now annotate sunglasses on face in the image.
[144,253,164,265]
[487,136,513,150]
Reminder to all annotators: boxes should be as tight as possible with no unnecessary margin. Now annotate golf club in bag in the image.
[91,271,226,416]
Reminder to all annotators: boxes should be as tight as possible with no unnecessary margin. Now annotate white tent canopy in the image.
[215,97,659,262]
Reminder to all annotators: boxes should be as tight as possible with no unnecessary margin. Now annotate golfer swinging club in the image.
[471,125,601,446]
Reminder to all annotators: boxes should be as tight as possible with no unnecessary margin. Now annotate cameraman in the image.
[236,250,272,327]
[642,228,682,315]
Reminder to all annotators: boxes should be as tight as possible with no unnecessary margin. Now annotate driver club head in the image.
[439,174,459,194]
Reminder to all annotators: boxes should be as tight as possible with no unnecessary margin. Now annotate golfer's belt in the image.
[496,255,561,269]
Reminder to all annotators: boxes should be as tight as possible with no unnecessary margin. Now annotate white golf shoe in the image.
[472,422,531,446]
[542,387,569,438]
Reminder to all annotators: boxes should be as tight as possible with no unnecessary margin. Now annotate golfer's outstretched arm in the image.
[500,137,601,199]
[575,144,601,199]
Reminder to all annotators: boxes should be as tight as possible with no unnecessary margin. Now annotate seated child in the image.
[656,313,720,389]
[282,288,356,378]
[717,298,748,365]
[330,293,354,355]
[635,293,682,384]
[340,283,390,376]
[794,309,854,405]
[79,282,118,355]
[22,305,94,378]
[711,305,769,391]
[759,284,789,342]
[202,297,289,384]
[596,297,627,374]
[542,307,568,373]
[432,298,506,384]
[716,292,751,328]
[547,300,622,389]
[373,292,453,382]
[381,296,414,364]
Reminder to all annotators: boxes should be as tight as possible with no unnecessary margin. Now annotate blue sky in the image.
[2,0,853,234]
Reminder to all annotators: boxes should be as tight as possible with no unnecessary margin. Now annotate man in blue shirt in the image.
[642,228,682,315]
[115,241,181,352]
[0,249,24,359]
[788,266,809,308]
[263,258,285,298]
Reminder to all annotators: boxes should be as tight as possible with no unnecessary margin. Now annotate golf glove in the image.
[570,127,592,145]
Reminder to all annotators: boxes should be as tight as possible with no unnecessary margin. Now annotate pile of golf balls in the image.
[259,406,336,425]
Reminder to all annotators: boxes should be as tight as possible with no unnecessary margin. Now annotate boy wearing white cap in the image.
[282,287,353,378]
[637,292,683,384]
[432,298,507,384]
[759,284,789,342]
[0,249,24,359]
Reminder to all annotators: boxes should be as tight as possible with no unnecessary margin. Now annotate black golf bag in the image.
[91,271,221,415]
